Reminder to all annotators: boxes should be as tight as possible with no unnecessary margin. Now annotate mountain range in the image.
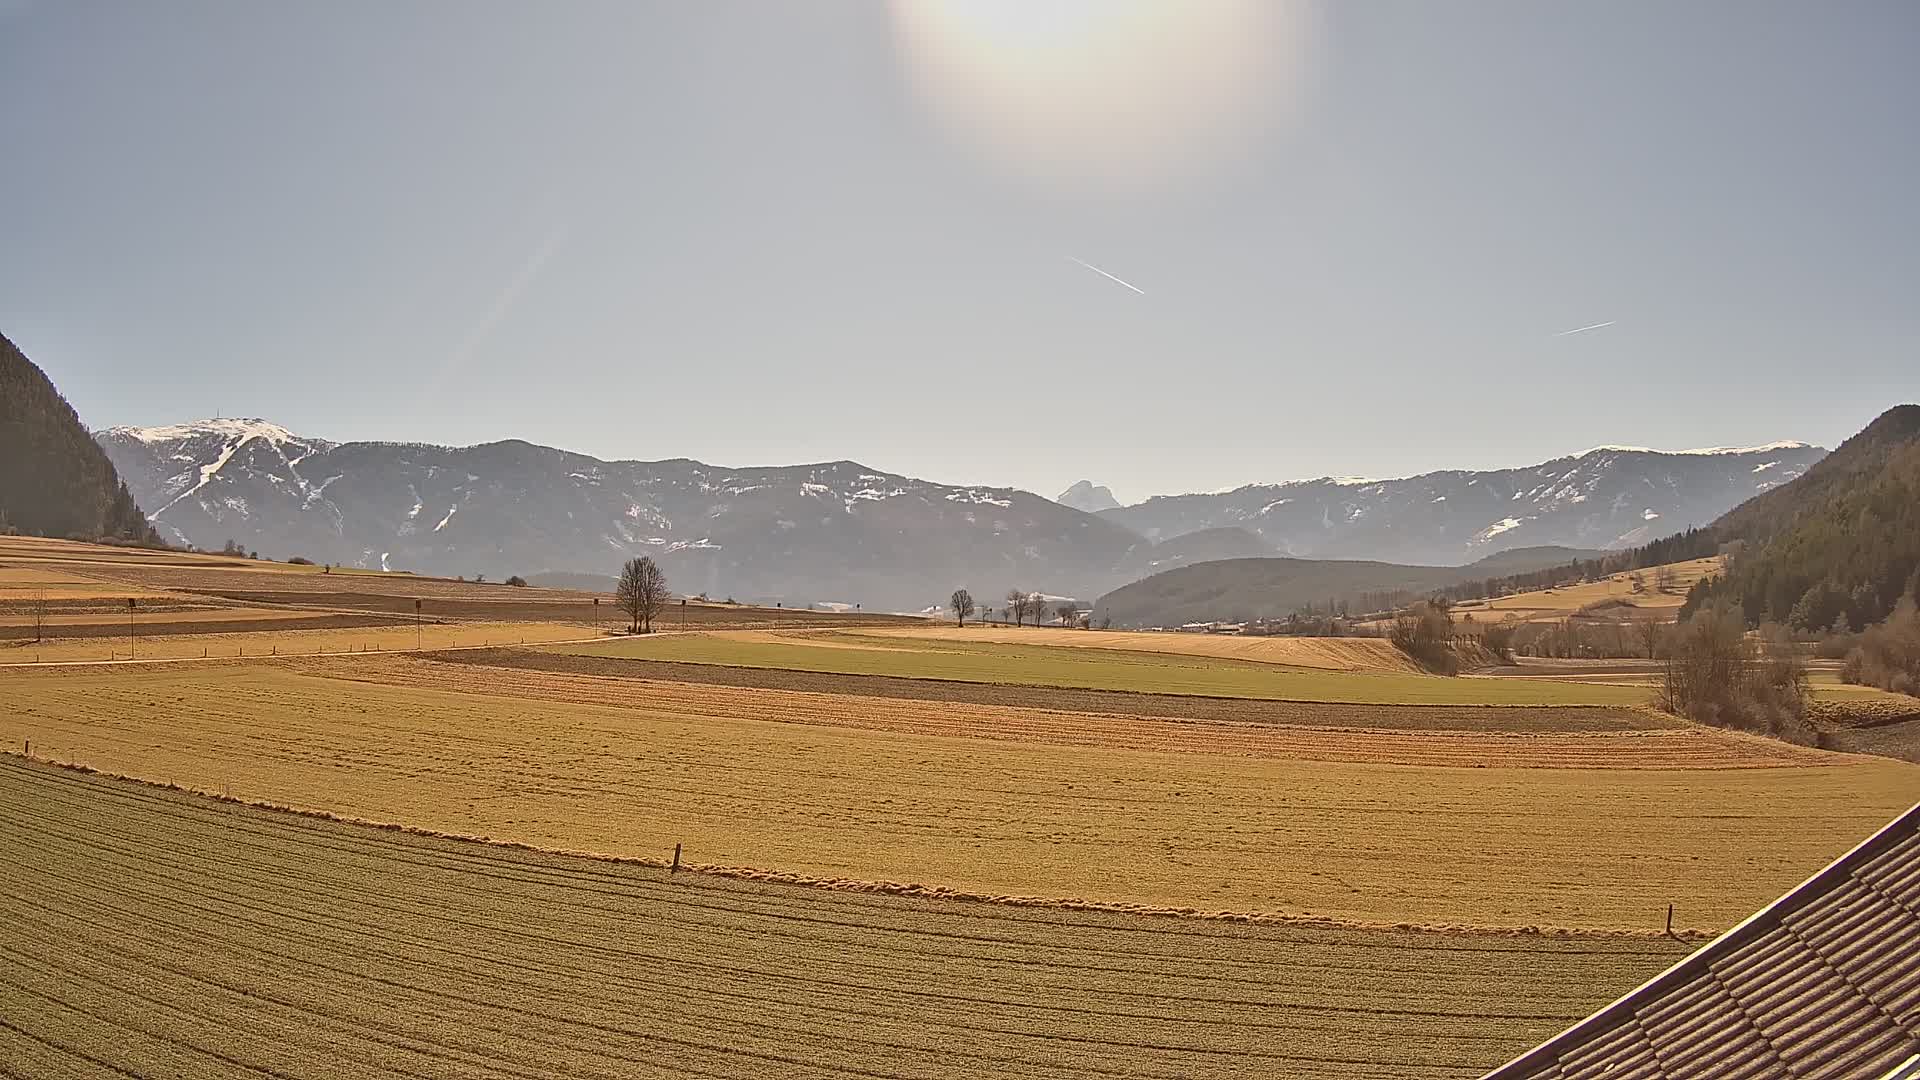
[95,418,1824,611]
[1094,441,1824,565]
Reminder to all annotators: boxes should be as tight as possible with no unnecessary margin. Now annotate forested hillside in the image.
[1683,405,1920,630]
[0,333,156,543]
[1092,546,1597,627]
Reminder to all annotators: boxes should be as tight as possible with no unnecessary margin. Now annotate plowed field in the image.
[0,621,591,663]
[0,757,1693,1080]
[556,631,1649,705]
[5,661,1912,931]
[432,647,1671,732]
[882,626,1425,670]
[321,654,1786,768]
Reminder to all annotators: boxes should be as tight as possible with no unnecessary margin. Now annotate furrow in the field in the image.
[4,761,1675,1079]
[0,767,1685,1002]
[293,657,1806,768]
[4,807,1583,1055]
[4,660,1909,931]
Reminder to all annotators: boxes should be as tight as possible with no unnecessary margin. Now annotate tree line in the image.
[946,588,1080,628]
[0,332,158,545]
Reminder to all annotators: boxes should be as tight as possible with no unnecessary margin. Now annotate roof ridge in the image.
[1483,801,1920,1078]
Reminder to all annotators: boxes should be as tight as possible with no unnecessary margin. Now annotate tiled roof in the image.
[1485,802,1920,1080]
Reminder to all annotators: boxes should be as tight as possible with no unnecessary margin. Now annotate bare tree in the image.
[617,556,671,633]
[1028,593,1045,628]
[1006,589,1026,627]
[1055,602,1078,628]
[1636,618,1662,660]
[950,588,976,627]
[1654,564,1678,594]
[31,591,47,643]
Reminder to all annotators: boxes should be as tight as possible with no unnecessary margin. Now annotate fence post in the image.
[672,843,681,873]
[1666,903,1674,936]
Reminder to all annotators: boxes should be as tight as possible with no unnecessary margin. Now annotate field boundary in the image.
[0,751,1713,941]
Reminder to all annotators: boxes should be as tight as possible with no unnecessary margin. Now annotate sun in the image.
[890,0,1315,196]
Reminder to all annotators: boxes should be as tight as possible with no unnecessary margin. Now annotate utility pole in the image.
[414,598,422,650]
[128,597,136,658]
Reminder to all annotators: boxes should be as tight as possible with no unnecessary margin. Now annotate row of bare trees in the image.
[946,588,1077,628]
[1005,589,1077,628]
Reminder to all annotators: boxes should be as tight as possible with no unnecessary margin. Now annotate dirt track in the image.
[435,647,1671,733]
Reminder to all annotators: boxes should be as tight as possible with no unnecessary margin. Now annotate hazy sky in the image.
[3,1,1914,503]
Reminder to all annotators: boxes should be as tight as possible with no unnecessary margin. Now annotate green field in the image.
[552,631,1651,706]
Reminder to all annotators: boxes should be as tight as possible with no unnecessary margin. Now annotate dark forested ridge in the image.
[1683,405,1920,630]
[0,332,157,543]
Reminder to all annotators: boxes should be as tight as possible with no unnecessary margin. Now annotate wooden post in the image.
[22,740,28,759]
[672,843,681,873]
[1666,903,1674,936]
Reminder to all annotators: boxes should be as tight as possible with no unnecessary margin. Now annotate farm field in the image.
[435,648,1673,732]
[0,621,592,663]
[0,757,1693,1080]
[554,628,1652,705]
[0,534,919,642]
[5,536,1913,1076]
[886,625,1426,671]
[1450,556,1723,625]
[5,658,1913,931]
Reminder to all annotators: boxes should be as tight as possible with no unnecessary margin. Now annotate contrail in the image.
[1554,319,1616,337]
[435,222,569,389]
[1067,255,1145,295]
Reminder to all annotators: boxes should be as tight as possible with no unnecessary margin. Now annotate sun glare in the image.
[890,0,1314,196]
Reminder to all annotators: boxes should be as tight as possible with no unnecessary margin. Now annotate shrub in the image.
[1660,608,1812,742]
[1389,601,1458,674]
[287,556,314,566]
[505,575,528,587]
[1482,622,1517,663]
[1842,598,1920,698]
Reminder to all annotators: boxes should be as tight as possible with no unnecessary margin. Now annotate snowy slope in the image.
[96,420,1147,609]
[1096,443,1826,565]
[97,419,1825,608]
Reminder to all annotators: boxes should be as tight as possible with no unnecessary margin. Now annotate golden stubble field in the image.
[5,658,1913,933]
[1,620,594,663]
[0,757,1693,1080]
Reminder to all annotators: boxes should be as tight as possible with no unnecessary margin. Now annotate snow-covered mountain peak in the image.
[1577,440,1813,457]
[101,417,323,448]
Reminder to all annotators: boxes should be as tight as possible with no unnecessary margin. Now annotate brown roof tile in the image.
[1484,804,1920,1080]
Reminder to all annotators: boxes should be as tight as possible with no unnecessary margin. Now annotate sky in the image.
[2,1,1915,504]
